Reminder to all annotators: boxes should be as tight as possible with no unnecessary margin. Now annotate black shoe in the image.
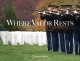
[48,49,52,51]
[69,52,73,54]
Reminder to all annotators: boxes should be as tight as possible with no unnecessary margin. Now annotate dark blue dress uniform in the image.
[40,12,52,51]
[57,5,67,53]
[58,11,66,53]
[40,11,59,51]
[65,10,74,54]
[51,12,59,51]
[73,8,80,55]
[65,11,73,54]
[45,13,53,51]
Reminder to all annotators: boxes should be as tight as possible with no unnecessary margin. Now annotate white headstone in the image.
[38,32,47,46]
[11,32,18,45]
[0,31,9,45]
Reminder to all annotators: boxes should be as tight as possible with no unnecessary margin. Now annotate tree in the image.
[3,3,17,31]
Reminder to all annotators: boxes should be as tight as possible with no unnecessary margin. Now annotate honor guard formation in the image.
[38,5,80,55]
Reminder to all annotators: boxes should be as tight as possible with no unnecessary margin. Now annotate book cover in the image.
[0,0,80,61]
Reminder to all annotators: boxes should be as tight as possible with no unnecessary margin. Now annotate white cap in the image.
[43,11,46,14]
[65,10,69,14]
[73,10,78,14]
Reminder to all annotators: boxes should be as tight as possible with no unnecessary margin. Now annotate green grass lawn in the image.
[0,40,80,61]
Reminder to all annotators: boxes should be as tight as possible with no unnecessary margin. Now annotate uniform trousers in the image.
[47,31,59,51]
[65,33,73,54]
[60,32,65,52]
[74,33,80,55]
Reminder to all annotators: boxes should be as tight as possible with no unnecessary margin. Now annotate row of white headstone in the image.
[0,31,47,46]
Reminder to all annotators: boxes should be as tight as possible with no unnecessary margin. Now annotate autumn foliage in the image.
[0,0,78,31]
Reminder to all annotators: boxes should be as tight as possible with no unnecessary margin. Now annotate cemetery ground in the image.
[0,40,80,61]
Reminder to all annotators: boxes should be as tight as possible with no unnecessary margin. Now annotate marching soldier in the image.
[65,5,74,54]
[73,5,80,55]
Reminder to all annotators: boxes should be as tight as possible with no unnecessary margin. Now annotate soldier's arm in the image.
[40,14,46,20]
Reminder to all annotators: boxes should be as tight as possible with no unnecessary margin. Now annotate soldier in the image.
[58,5,66,53]
[39,9,52,51]
[64,5,74,54]
[46,5,53,51]
[39,5,59,51]
[51,5,59,51]
[73,5,80,55]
